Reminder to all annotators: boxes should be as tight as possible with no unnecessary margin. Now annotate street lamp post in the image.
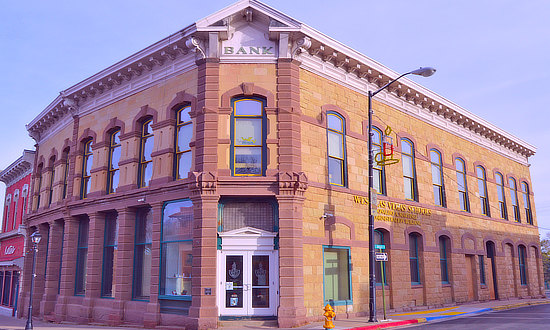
[25,230,42,330]
[367,67,436,323]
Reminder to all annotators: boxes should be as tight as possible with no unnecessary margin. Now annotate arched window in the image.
[409,233,421,284]
[518,245,527,285]
[374,230,387,285]
[327,112,346,186]
[455,158,469,211]
[439,236,450,283]
[62,148,70,199]
[476,166,490,216]
[48,156,56,206]
[372,127,386,194]
[495,172,507,219]
[175,105,192,180]
[12,191,19,230]
[509,177,520,222]
[401,139,417,201]
[521,182,533,225]
[81,140,93,199]
[231,98,266,176]
[107,130,121,194]
[36,164,43,208]
[138,119,154,188]
[430,149,445,207]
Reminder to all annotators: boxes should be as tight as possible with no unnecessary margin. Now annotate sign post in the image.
[375,245,388,320]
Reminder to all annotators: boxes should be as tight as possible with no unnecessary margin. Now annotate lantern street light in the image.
[367,67,436,323]
[25,230,42,330]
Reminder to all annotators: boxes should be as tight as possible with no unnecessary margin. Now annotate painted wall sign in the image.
[0,236,24,261]
[4,245,16,255]
[352,195,431,226]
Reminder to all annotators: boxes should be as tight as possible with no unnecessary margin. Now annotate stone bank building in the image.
[21,1,544,329]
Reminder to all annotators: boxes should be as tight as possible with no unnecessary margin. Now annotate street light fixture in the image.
[367,67,436,323]
[25,230,42,330]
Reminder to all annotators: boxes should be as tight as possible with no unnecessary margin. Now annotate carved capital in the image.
[186,36,206,59]
[189,171,217,195]
[292,36,312,59]
[277,171,308,196]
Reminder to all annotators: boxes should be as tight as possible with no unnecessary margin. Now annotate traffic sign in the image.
[375,252,388,261]
[375,244,385,250]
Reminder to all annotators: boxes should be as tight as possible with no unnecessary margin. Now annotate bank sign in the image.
[220,24,278,59]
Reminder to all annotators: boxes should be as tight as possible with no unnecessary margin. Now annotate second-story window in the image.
[36,164,43,209]
[81,140,93,199]
[455,158,469,211]
[232,98,266,176]
[521,182,533,225]
[327,112,346,186]
[430,150,445,207]
[496,172,507,219]
[373,127,386,194]
[62,149,70,199]
[476,166,490,216]
[175,106,192,180]
[401,139,417,201]
[48,156,56,206]
[107,130,121,194]
[509,177,520,222]
[139,119,154,188]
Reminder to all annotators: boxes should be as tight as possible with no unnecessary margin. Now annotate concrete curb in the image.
[345,300,550,329]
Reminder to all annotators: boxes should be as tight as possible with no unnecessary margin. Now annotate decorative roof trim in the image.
[0,150,35,186]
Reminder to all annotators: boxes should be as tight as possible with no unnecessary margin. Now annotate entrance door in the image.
[466,255,475,301]
[219,250,278,317]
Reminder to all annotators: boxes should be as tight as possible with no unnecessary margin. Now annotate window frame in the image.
[409,233,421,285]
[230,97,267,177]
[518,245,527,285]
[132,208,153,301]
[476,166,490,217]
[521,182,533,225]
[509,177,520,222]
[322,245,352,306]
[62,149,70,199]
[107,129,121,194]
[439,236,449,284]
[430,149,446,207]
[101,213,117,298]
[75,217,90,296]
[80,140,93,199]
[401,139,418,201]
[138,119,154,188]
[36,165,43,209]
[48,157,56,206]
[372,127,386,195]
[495,172,508,220]
[174,105,192,180]
[326,112,347,187]
[455,158,470,212]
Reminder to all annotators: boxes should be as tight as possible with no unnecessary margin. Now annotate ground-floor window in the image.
[101,213,118,297]
[75,217,89,295]
[0,270,19,307]
[323,246,352,305]
[518,245,527,285]
[409,233,421,284]
[133,208,152,300]
[374,230,387,285]
[479,255,486,285]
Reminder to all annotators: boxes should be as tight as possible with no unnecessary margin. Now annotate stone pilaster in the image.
[82,212,104,322]
[54,216,79,322]
[143,202,163,328]
[40,220,64,317]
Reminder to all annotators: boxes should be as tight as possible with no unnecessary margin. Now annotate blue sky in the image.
[1,0,549,237]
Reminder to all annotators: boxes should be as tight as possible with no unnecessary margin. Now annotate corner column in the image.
[40,220,64,317]
[143,202,164,328]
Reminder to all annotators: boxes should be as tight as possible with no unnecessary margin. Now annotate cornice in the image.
[0,150,35,186]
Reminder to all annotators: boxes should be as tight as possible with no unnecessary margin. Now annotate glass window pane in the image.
[455,159,464,172]
[430,151,440,163]
[327,114,343,132]
[110,170,119,193]
[457,173,466,191]
[163,200,193,241]
[225,255,244,308]
[373,168,382,193]
[178,106,191,123]
[459,193,466,211]
[478,180,486,197]
[328,131,344,158]
[323,248,350,302]
[372,129,381,145]
[402,155,413,177]
[102,246,115,297]
[2,272,11,306]
[476,167,485,179]
[434,186,442,206]
[235,99,262,116]
[401,140,412,154]
[111,146,121,170]
[142,137,153,161]
[143,120,152,135]
[431,165,442,185]
[85,155,93,176]
[177,152,192,179]
[252,256,270,286]
[161,241,193,296]
[235,118,262,146]
[234,147,262,175]
[177,124,192,152]
[404,177,413,200]
[136,209,153,244]
[328,157,343,185]
[142,162,153,187]
[496,173,503,185]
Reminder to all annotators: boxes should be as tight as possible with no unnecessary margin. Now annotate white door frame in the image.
[217,227,279,317]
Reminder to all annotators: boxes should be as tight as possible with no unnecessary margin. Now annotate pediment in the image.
[219,226,277,238]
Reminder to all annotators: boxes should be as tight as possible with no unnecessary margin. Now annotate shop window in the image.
[9,271,18,307]
[401,139,417,201]
[509,177,520,222]
[48,156,56,206]
[455,158,469,212]
[430,150,445,207]
[81,140,93,199]
[58,222,65,294]
[101,213,118,297]
[439,236,449,283]
[231,98,266,176]
[476,166,490,216]
[518,245,527,285]
[0,272,3,305]
[372,127,386,195]
[495,172,508,220]
[479,255,486,285]
[323,246,352,305]
[374,230,387,285]
[521,182,533,225]
[138,119,154,188]
[62,148,70,199]
[327,112,347,186]
[133,208,153,300]
[75,217,89,295]
[107,130,121,194]
[409,233,421,284]
[175,105,192,180]
[2,271,10,306]
[219,201,276,232]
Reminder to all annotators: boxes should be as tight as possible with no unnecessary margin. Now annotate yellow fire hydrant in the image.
[323,304,336,329]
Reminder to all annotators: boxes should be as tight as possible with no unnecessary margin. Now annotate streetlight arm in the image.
[370,67,436,97]
[370,71,412,98]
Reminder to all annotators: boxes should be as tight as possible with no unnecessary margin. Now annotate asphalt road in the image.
[405,304,550,329]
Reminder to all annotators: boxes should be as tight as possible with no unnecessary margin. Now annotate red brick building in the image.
[0,150,34,316]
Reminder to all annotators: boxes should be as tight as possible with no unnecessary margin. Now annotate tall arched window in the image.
[476,166,490,216]
[81,140,93,199]
[495,172,507,219]
[62,148,70,199]
[327,112,346,186]
[138,119,154,188]
[372,127,386,194]
[48,156,56,206]
[401,139,417,201]
[175,105,192,180]
[409,233,421,284]
[374,230,387,285]
[231,98,266,176]
[509,177,520,222]
[455,158,469,212]
[430,149,445,207]
[107,130,121,194]
[36,164,43,208]
[518,245,527,285]
[439,236,450,283]
[521,182,533,225]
